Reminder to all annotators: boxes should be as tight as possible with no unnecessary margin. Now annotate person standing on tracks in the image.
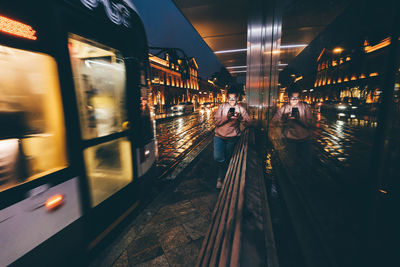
[214,88,250,189]
[272,85,314,169]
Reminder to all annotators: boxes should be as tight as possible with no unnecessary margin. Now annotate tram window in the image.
[84,137,132,206]
[68,34,128,140]
[0,45,68,192]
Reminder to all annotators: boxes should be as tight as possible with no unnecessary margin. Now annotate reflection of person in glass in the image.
[272,86,314,168]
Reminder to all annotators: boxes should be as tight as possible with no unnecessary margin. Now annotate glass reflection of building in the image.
[314,37,390,105]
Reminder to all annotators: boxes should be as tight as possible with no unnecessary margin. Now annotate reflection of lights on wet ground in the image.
[336,120,345,126]
[314,112,378,170]
[155,110,217,173]
[177,118,184,133]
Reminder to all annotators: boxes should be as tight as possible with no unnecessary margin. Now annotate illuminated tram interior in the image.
[0,45,67,192]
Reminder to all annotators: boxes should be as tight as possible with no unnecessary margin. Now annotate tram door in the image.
[68,34,134,207]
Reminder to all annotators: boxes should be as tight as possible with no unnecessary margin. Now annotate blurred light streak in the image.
[214,48,246,54]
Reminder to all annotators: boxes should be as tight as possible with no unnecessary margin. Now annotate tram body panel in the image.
[136,139,156,177]
[0,178,81,267]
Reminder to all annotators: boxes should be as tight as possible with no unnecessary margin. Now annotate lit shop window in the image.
[68,34,127,140]
[0,45,67,192]
[68,34,133,207]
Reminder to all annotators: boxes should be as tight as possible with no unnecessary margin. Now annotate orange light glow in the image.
[333,47,343,54]
[351,75,357,80]
[149,55,169,67]
[346,56,351,61]
[364,37,391,53]
[317,48,325,62]
[0,15,37,40]
[359,74,366,79]
[378,189,388,194]
[45,194,64,210]
[294,76,303,83]
[369,72,379,77]
[344,77,349,82]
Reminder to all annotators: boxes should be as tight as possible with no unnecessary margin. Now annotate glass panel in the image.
[84,137,133,207]
[0,45,68,192]
[68,33,127,139]
[268,2,394,266]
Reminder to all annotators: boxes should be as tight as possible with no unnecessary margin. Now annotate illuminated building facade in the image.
[149,53,199,113]
[198,78,224,104]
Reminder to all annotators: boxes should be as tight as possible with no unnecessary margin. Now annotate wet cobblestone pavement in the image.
[90,142,219,267]
[155,109,216,178]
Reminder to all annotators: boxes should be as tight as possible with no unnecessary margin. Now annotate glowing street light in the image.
[333,47,344,54]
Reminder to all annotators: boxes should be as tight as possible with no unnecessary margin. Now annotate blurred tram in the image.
[0,0,156,265]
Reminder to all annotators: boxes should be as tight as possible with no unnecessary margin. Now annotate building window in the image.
[0,45,68,192]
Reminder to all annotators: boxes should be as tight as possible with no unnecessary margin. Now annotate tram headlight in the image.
[337,105,347,110]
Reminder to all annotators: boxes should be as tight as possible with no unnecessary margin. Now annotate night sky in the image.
[130,0,224,79]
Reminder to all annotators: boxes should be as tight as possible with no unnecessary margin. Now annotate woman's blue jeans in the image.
[214,136,238,179]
